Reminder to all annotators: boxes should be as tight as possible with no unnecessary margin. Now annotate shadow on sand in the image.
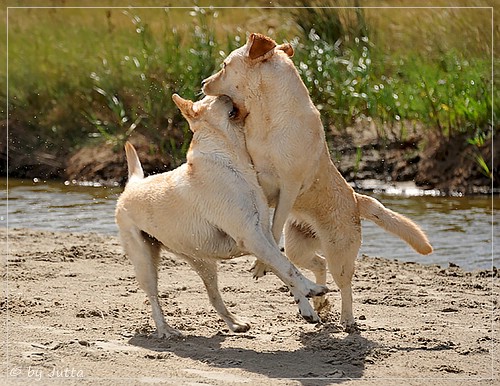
[129,323,380,385]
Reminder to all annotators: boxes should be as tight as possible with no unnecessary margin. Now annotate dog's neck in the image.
[187,125,251,168]
[243,56,317,125]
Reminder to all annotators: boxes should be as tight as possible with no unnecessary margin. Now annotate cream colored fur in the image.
[115,94,328,338]
[202,33,432,329]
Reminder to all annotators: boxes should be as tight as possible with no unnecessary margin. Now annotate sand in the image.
[1,227,497,385]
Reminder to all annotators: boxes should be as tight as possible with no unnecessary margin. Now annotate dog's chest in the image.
[244,140,279,204]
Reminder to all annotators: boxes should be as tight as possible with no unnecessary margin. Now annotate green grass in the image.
[290,3,495,141]
[2,2,497,172]
[293,34,493,140]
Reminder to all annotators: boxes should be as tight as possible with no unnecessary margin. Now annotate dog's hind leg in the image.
[119,225,182,338]
[284,220,328,312]
[184,256,251,333]
[320,226,361,331]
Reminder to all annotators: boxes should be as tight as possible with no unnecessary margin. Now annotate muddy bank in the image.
[2,227,498,385]
[2,119,497,194]
[329,123,498,195]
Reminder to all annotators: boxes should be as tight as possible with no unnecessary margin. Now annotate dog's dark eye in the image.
[229,105,238,119]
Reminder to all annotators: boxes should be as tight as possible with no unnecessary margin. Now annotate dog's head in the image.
[201,33,294,105]
[172,94,247,160]
[172,94,241,134]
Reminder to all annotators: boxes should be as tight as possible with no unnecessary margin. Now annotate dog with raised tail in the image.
[202,33,432,330]
[115,94,328,338]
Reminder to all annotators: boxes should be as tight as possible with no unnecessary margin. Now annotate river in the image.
[1,178,497,271]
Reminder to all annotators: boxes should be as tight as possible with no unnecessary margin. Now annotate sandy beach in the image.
[1,227,497,385]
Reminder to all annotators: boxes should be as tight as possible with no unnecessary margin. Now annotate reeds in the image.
[3,4,496,168]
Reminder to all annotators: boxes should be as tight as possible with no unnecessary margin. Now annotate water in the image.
[1,178,497,271]
[1,178,122,235]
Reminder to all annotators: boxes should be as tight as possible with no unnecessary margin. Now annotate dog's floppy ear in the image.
[172,94,195,120]
[246,33,276,60]
[277,43,294,57]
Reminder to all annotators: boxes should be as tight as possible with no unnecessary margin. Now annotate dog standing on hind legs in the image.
[202,33,433,330]
[115,94,328,338]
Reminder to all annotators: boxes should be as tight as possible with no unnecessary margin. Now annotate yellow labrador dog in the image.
[202,33,432,329]
[115,94,328,338]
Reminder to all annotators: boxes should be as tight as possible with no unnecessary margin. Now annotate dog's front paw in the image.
[228,319,251,333]
[295,296,321,324]
[306,284,329,298]
[300,308,321,324]
[250,260,271,279]
[157,325,184,339]
[340,317,357,333]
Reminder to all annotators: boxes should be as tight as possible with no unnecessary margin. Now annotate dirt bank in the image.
[2,118,497,194]
[62,127,499,194]
[1,228,497,385]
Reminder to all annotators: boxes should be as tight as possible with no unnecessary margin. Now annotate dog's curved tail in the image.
[356,193,433,255]
[124,141,144,183]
